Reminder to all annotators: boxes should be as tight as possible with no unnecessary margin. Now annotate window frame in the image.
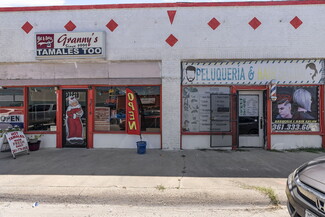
[94,85,162,134]
[181,85,234,135]
[25,86,58,134]
[271,84,323,134]
[0,86,25,131]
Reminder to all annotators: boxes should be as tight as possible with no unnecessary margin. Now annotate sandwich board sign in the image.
[5,131,29,159]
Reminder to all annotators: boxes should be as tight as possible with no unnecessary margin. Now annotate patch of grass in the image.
[240,184,280,206]
[286,148,325,153]
[252,186,280,206]
[199,149,233,152]
[267,149,284,153]
[234,148,250,152]
[156,185,166,191]
[176,178,181,189]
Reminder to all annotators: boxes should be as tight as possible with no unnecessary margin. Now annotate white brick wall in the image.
[1,3,325,63]
[162,59,181,150]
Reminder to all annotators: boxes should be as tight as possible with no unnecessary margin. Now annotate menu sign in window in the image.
[239,95,258,117]
[182,87,230,132]
[211,94,231,132]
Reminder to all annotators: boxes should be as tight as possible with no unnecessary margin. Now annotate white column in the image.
[161,59,181,150]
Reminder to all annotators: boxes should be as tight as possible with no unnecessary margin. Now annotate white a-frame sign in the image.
[5,131,29,159]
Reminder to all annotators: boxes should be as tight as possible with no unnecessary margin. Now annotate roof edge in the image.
[0,1,325,12]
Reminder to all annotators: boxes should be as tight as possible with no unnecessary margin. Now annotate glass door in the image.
[62,89,87,148]
[238,91,264,148]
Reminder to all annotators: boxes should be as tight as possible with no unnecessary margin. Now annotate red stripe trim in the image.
[0,1,324,12]
[160,84,163,149]
[93,131,160,134]
[266,84,272,150]
[23,87,28,133]
[272,132,322,135]
[87,87,94,149]
[24,131,56,134]
[320,85,325,149]
[56,88,63,148]
[182,132,232,135]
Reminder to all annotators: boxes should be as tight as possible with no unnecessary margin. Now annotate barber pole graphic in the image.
[270,79,277,101]
[126,88,141,135]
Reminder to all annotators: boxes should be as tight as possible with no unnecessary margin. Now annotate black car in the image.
[286,156,325,217]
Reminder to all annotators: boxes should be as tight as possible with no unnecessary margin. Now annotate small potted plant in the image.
[27,134,43,151]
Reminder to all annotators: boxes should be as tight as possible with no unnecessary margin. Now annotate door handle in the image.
[260,117,263,129]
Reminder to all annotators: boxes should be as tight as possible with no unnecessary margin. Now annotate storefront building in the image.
[181,60,324,150]
[0,1,324,150]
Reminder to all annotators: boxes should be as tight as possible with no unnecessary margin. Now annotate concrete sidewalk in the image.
[0,148,323,177]
[0,175,287,206]
[0,148,323,208]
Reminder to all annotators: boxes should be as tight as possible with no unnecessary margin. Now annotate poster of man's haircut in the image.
[272,86,319,132]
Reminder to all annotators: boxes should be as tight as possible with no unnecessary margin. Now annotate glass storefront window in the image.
[0,88,24,130]
[182,86,231,132]
[95,86,160,132]
[0,88,23,107]
[28,87,57,131]
[272,86,320,132]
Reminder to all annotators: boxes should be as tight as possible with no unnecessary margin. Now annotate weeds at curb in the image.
[252,186,280,206]
[267,149,284,153]
[240,183,280,206]
[286,148,325,153]
[156,185,166,191]
[234,149,250,152]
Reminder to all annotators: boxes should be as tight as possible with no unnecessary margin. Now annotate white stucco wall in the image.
[271,135,322,150]
[38,134,56,148]
[93,134,160,149]
[0,2,324,150]
[1,3,325,62]
[182,135,232,149]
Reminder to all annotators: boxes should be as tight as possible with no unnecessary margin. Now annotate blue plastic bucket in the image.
[136,141,147,154]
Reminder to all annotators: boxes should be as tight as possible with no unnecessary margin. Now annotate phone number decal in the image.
[272,123,311,131]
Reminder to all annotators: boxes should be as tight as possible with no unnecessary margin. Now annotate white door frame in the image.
[238,90,265,148]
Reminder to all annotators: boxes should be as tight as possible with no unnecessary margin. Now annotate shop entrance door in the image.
[238,91,264,148]
[62,89,87,148]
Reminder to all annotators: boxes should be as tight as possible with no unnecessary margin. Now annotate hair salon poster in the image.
[182,60,324,85]
[272,86,319,132]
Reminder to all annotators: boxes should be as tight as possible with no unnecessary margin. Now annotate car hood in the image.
[299,156,325,193]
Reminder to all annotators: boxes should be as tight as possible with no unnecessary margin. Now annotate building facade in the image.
[0,1,324,150]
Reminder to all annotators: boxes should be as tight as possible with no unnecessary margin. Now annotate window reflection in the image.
[182,86,231,132]
[28,87,57,131]
[95,86,160,132]
[238,117,258,135]
[0,88,23,107]
[0,88,24,130]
